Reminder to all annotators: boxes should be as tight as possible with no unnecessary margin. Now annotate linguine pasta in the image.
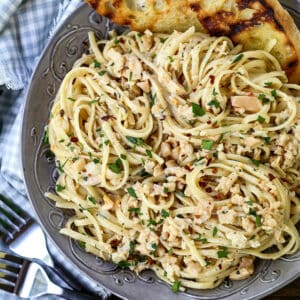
[45,27,300,291]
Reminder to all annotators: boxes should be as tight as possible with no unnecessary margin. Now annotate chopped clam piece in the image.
[231,96,262,112]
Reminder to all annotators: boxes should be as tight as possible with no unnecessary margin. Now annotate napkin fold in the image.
[0,0,110,298]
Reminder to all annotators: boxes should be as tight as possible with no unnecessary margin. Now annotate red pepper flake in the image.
[214,192,224,200]
[59,109,65,117]
[212,167,218,174]
[207,120,212,125]
[205,187,212,193]
[247,92,254,96]
[201,175,209,182]
[186,133,192,137]
[110,239,121,249]
[188,226,194,234]
[71,136,78,143]
[206,158,212,166]
[209,75,215,84]
[194,214,201,219]
[199,181,208,188]
[148,257,155,265]
[212,123,219,129]
[101,115,116,121]
[119,37,125,44]
[184,164,193,171]
[268,173,275,181]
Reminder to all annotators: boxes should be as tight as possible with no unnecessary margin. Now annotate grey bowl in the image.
[21,1,300,299]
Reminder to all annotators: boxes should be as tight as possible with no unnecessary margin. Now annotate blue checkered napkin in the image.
[0,0,110,299]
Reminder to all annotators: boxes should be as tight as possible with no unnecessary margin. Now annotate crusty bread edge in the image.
[265,0,300,83]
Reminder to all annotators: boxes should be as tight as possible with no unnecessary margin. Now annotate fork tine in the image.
[0,194,31,223]
[0,252,24,266]
[0,269,18,284]
[0,214,18,232]
[0,282,15,293]
[0,261,21,274]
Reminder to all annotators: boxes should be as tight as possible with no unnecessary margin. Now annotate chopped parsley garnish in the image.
[93,59,101,68]
[258,94,270,105]
[147,219,157,226]
[168,248,174,254]
[120,154,127,160]
[161,209,170,218]
[127,187,137,198]
[257,115,265,123]
[57,160,68,173]
[55,184,65,192]
[212,226,218,237]
[78,241,86,249]
[168,56,174,63]
[262,136,271,144]
[172,281,181,293]
[249,208,257,216]
[114,38,119,45]
[176,191,186,198]
[79,204,88,211]
[271,89,278,99]
[129,71,133,81]
[104,140,110,145]
[217,246,228,258]
[88,196,97,204]
[208,99,220,108]
[145,149,152,158]
[233,53,244,63]
[212,88,218,96]
[192,103,205,117]
[163,187,169,194]
[67,97,76,102]
[202,139,214,150]
[195,234,208,244]
[250,158,260,167]
[109,158,122,174]
[126,136,145,145]
[93,158,100,164]
[128,207,141,214]
[118,260,131,269]
[43,127,49,144]
[245,200,253,206]
[98,70,106,76]
[129,241,135,254]
[149,92,156,108]
[256,215,262,226]
[160,37,168,43]
[264,82,272,87]
[151,243,158,250]
[137,169,151,177]
[89,99,99,105]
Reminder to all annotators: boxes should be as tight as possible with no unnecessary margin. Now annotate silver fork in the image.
[0,250,102,299]
[0,193,84,291]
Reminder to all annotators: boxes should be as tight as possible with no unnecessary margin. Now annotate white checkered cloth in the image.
[0,0,111,299]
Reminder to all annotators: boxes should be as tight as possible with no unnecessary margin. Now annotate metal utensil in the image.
[0,193,84,291]
[0,250,103,299]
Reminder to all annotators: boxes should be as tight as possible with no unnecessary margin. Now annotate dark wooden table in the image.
[263,277,300,299]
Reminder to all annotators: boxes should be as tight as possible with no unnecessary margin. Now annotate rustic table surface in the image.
[264,277,300,299]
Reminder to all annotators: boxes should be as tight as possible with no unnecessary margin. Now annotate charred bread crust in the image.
[85,0,300,83]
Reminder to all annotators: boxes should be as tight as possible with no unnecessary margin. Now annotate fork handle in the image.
[58,288,110,300]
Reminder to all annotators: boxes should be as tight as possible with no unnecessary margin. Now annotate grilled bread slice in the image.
[85,0,300,83]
